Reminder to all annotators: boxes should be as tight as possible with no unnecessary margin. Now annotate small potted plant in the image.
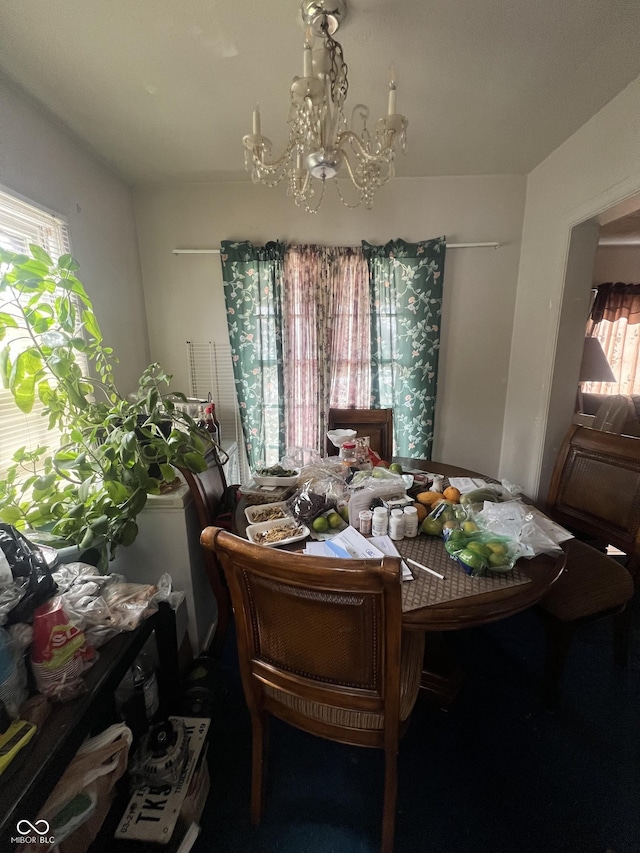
[0,245,212,563]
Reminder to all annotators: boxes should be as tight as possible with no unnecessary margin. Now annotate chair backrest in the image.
[200,526,403,732]
[177,443,228,532]
[547,424,640,574]
[327,408,394,460]
[177,444,231,654]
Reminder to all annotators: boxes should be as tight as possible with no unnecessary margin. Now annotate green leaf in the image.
[160,463,176,483]
[29,244,53,266]
[13,374,36,413]
[0,506,23,525]
[0,347,11,388]
[182,451,208,473]
[82,309,103,343]
[57,254,80,272]
[118,519,139,548]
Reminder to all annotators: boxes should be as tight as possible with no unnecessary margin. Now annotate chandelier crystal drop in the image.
[242,0,408,213]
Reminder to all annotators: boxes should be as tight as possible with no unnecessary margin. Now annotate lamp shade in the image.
[579,337,616,383]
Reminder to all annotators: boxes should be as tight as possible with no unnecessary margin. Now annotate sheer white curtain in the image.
[283,246,371,454]
[584,283,640,395]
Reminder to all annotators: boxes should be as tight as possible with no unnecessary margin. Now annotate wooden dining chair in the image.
[176,443,237,656]
[327,407,394,460]
[539,424,639,707]
[200,526,425,853]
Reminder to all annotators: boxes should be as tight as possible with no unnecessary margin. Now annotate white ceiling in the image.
[1,0,640,187]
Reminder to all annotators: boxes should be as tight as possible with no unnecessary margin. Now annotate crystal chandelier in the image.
[243,0,408,213]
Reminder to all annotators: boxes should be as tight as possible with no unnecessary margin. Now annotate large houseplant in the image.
[0,245,211,559]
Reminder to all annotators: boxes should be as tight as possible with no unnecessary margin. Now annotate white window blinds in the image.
[0,188,72,477]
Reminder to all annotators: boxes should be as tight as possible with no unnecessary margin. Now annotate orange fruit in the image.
[443,486,461,503]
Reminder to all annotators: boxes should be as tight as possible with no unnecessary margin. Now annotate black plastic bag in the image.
[0,524,57,624]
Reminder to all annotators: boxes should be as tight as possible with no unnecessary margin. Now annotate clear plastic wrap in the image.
[51,564,185,648]
[0,625,28,717]
[473,501,572,557]
[287,461,350,525]
[442,527,521,576]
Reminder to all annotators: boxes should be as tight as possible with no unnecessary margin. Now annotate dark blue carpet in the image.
[194,598,640,853]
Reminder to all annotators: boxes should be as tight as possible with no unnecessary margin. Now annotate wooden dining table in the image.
[235,457,566,704]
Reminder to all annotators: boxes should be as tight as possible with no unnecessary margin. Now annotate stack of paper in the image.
[304,526,413,581]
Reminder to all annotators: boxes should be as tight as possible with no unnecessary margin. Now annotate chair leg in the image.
[613,606,631,667]
[250,710,269,825]
[204,554,231,657]
[543,615,575,710]
[381,742,398,853]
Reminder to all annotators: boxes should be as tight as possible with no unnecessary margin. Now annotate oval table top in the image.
[235,457,565,633]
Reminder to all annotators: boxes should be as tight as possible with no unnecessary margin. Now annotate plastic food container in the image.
[252,470,300,488]
[246,518,309,547]
[244,501,293,524]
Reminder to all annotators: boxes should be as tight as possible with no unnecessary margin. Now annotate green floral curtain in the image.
[220,241,286,469]
[363,238,446,460]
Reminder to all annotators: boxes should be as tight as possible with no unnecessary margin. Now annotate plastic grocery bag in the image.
[24,723,132,853]
[0,524,56,624]
[472,501,573,557]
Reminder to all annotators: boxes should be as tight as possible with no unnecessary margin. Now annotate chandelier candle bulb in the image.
[388,65,397,115]
[252,105,261,136]
[303,43,313,77]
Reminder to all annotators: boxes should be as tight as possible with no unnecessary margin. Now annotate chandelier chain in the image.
[321,15,348,108]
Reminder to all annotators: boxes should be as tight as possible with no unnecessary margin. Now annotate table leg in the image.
[419,632,465,709]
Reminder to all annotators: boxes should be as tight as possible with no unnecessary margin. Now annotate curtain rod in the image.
[172,241,500,255]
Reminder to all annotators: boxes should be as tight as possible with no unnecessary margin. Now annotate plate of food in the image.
[244,501,293,524]
[246,518,309,547]
[252,464,300,488]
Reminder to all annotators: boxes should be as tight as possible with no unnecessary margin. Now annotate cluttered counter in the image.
[0,540,183,853]
[234,455,568,633]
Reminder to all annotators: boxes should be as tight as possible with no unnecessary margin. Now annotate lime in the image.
[389,463,403,474]
[327,512,343,529]
[488,553,509,569]
[312,516,329,533]
[445,540,462,555]
[466,541,490,558]
[457,548,487,572]
[339,505,350,522]
[486,541,508,555]
[462,520,479,534]
[421,518,443,536]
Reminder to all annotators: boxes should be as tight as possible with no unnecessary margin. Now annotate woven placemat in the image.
[396,535,531,613]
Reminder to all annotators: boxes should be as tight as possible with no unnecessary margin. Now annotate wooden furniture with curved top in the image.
[200,526,425,853]
[176,443,234,656]
[538,425,638,706]
[327,407,394,460]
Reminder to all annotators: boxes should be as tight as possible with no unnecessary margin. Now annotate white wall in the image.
[0,74,149,394]
[134,174,526,477]
[502,75,640,500]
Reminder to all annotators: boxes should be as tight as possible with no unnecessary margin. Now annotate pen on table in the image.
[406,558,445,580]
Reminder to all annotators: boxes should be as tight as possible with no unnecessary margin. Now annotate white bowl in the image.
[327,428,357,448]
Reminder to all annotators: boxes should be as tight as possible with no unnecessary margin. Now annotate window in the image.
[584,282,640,397]
[0,188,71,476]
